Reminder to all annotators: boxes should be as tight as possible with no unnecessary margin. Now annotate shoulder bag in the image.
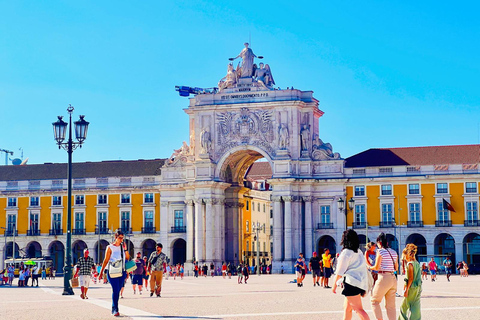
[386,248,398,279]
[108,245,124,278]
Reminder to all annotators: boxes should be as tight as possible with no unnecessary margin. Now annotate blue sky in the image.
[1,1,479,165]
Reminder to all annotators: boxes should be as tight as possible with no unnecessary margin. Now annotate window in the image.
[52,196,62,206]
[145,210,154,228]
[174,210,183,227]
[75,195,85,205]
[7,197,17,207]
[98,194,107,204]
[75,212,84,230]
[382,204,393,222]
[354,186,365,196]
[258,203,260,212]
[252,242,255,252]
[437,202,449,221]
[121,194,130,204]
[7,215,16,232]
[144,193,154,203]
[408,184,420,195]
[381,185,392,196]
[30,212,39,231]
[409,203,420,222]
[246,241,249,251]
[252,202,255,211]
[52,213,62,230]
[466,182,477,193]
[263,203,266,213]
[355,204,365,223]
[98,212,107,230]
[121,211,130,231]
[246,201,249,210]
[246,220,249,232]
[320,205,331,224]
[30,196,39,207]
[270,225,273,235]
[467,202,478,222]
[437,183,448,194]
[270,209,273,219]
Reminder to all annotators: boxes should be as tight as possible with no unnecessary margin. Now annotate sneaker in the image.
[157,294,161,297]
[139,291,142,295]
[150,292,154,297]
[316,282,320,286]
[134,290,136,294]
[113,312,120,317]
[313,283,316,287]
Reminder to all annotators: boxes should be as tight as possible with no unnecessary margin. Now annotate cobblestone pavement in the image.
[1,274,479,319]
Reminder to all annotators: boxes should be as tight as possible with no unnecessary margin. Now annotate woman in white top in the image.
[332,229,371,320]
[368,233,399,320]
[99,229,130,317]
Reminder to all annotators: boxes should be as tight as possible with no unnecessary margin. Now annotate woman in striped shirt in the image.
[368,233,399,320]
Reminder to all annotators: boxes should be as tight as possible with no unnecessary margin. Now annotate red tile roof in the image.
[245,162,272,180]
[346,144,480,168]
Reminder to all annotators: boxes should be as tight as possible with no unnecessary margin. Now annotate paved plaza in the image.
[1,274,480,319]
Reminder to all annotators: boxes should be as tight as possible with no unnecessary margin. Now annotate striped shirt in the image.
[378,248,397,272]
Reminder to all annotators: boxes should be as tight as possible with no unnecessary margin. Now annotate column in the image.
[205,199,214,262]
[232,203,243,265]
[185,200,194,263]
[159,201,169,246]
[272,196,283,263]
[303,196,313,260]
[214,199,225,263]
[284,196,293,262]
[455,241,463,267]
[194,199,204,262]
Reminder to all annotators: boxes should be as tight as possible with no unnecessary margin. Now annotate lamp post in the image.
[1,227,6,268]
[338,197,355,230]
[252,222,265,275]
[52,105,89,296]
[95,224,101,264]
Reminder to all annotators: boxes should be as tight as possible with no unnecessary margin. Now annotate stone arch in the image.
[5,241,20,259]
[124,239,135,258]
[48,241,65,275]
[463,233,480,265]
[93,240,110,264]
[142,239,156,259]
[171,238,187,265]
[386,233,398,254]
[72,240,88,265]
[26,241,42,258]
[317,235,336,256]
[358,235,370,252]
[434,233,456,265]
[405,233,427,262]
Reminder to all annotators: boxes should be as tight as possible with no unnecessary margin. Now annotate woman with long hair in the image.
[398,243,422,320]
[99,229,130,317]
[332,229,371,320]
[368,233,398,320]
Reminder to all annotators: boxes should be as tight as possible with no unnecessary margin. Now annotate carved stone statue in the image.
[166,141,190,165]
[278,124,289,149]
[189,132,195,155]
[300,124,310,151]
[218,63,238,91]
[311,134,341,160]
[254,62,275,89]
[200,127,212,154]
[231,43,257,78]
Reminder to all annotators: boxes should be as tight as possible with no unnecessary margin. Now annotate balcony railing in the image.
[27,229,41,236]
[317,223,334,229]
[170,226,186,233]
[95,227,109,235]
[435,220,452,227]
[72,228,86,235]
[4,230,18,237]
[120,227,132,234]
[407,221,424,228]
[142,227,156,234]
[49,228,63,236]
[352,222,367,229]
[464,220,480,227]
[379,221,394,228]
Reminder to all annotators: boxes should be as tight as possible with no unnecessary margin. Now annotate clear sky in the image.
[1,1,479,165]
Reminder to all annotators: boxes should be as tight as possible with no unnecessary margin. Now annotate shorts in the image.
[323,267,332,279]
[132,274,143,285]
[430,270,436,275]
[445,268,452,275]
[296,271,303,278]
[312,269,321,277]
[143,274,149,280]
[342,280,365,297]
[78,275,90,288]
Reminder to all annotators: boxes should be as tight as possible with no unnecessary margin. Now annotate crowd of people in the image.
[0,263,55,287]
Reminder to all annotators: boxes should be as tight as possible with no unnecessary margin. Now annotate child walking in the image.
[399,243,422,320]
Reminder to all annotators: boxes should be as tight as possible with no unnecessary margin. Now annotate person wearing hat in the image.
[309,251,322,287]
[75,248,96,299]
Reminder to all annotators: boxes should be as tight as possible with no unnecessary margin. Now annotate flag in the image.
[443,199,456,212]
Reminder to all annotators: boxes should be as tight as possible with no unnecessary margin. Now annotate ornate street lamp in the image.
[338,197,355,230]
[52,104,89,295]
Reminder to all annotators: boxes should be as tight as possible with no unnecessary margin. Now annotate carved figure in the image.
[278,124,289,149]
[200,128,212,154]
[254,62,275,88]
[312,134,322,150]
[218,63,237,91]
[311,134,341,160]
[300,124,310,151]
[189,132,195,155]
[230,43,257,78]
[167,141,190,165]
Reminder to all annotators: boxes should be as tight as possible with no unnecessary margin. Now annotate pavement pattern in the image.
[1,274,479,319]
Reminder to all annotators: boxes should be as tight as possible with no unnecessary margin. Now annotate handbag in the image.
[126,260,137,273]
[71,277,79,287]
[108,245,124,278]
[386,248,398,279]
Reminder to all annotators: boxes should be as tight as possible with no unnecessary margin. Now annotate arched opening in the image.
[435,233,456,266]
[94,240,110,264]
[5,242,20,259]
[26,241,42,258]
[49,241,65,275]
[142,239,156,259]
[405,233,427,262]
[317,235,336,256]
[463,233,480,265]
[358,235,370,252]
[171,239,187,265]
[72,240,88,265]
[386,234,398,254]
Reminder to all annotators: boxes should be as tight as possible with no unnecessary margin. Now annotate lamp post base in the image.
[62,287,74,295]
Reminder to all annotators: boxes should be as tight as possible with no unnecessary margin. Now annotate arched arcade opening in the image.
[49,241,64,275]
[26,241,42,258]
[405,233,427,262]
[463,233,480,265]
[171,239,187,265]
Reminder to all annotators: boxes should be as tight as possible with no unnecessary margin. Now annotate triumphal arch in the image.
[160,43,345,272]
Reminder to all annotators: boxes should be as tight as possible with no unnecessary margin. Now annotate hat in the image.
[312,251,317,255]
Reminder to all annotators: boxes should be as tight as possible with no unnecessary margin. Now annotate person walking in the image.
[41,267,47,280]
[75,248,96,299]
[132,252,145,294]
[365,242,378,290]
[237,264,244,284]
[31,264,40,287]
[368,232,398,320]
[462,261,469,276]
[242,263,250,284]
[24,267,31,287]
[7,264,14,285]
[421,263,428,281]
[309,251,322,287]
[398,243,422,320]
[443,256,453,282]
[332,229,371,320]
[99,229,130,317]
[428,258,437,282]
[147,242,167,297]
[295,253,306,287]
[322,248,333,288]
